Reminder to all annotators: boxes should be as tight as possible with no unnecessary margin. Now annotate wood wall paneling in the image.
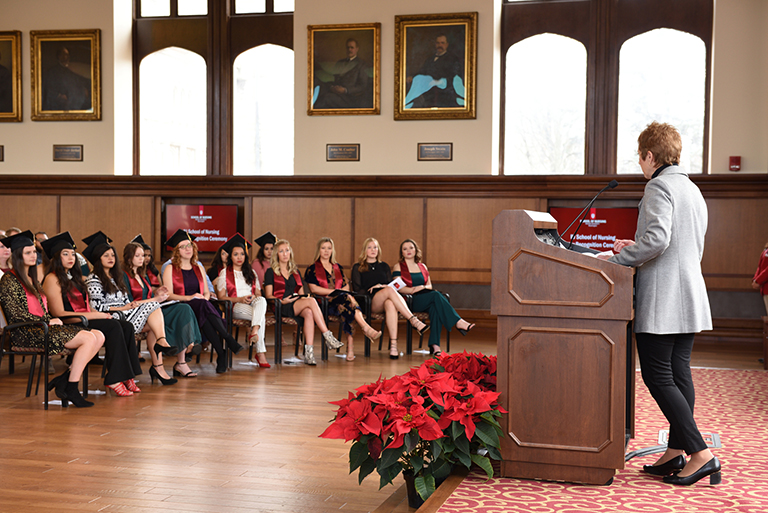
[0,195,59,237]
[353,198,425,268]
[252,197,353,269]
[59,196,155,253]
[426,198,540,284]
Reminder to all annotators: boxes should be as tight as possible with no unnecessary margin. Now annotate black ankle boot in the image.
[61,381,94,408]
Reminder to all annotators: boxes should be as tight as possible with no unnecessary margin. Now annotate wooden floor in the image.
[0,328,763,513]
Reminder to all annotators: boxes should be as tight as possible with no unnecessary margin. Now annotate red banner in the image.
[549,207,638,252]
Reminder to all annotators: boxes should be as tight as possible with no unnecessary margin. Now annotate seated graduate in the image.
[251,231,276,292]
[263,239,342,366]
[392,239,475,357]
[41,232,142,397]
[0,237,11,273]
[215,234,270,368]
[131,234,161,288]
[351,237,428,360]
[304,237,381,362]
[207,246,228,293]
[162,229,243,374]
[83,232,180,386]
[0,231,104,407]
[123,240,202,378]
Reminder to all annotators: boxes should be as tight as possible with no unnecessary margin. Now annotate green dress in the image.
[392,268,459,349]
[122,273,202,352]
[0,272,84,355]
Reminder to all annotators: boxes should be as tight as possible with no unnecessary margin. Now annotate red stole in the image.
[398,262,429,287]
[66,285,91,313]
[125,272,153,300]
[146,267,160,287]
[272,271,302,299]
[172,265,206,295]
[226,265,257,297]
[314,260,343,292]
[13,271,47,317]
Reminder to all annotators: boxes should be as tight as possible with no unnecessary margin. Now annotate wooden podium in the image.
[491,210,635,485]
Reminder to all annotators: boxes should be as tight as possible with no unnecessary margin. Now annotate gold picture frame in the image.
[308,23,380,116]
[0,31,22,122]
[395,12,477,121]
[30,29,101,121]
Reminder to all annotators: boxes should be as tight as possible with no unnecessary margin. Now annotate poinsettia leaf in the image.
[427,408,441,420]
[379,446,403,470]
[411,455,424,474]
[474,422,501,449]
[454,430,470,456]
[451,420,465,440]
[480,411,502,428]
[471,453,494,479]
[486,445,502,461]
[350,441,371,472]
[441,437,456,454]
[431,458,452,481]
[431,363,445,372]
[415,473,436,500]
[431,439,443,460]
[455,447,472,468]
[359,433,374,444]
[358,457,377,484]
[405,432,419,453]
[378,462,402,489]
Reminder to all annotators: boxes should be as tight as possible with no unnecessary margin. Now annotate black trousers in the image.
[636,332,707,454]
[201,313,236,368]
[89,318,141,386]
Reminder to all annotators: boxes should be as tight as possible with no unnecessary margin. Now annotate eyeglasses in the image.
[179,244,193,250]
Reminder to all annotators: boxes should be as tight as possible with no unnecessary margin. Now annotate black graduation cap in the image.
[254,231,277,248]
[131,234,151,250]
[81,233,113,266]
[220,233,252,257]
[82,231,113,247]
[1,230,35,252]
[165,229,195,249]
[40,231,76,260]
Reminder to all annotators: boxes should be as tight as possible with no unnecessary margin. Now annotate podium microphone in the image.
[558,180,619,250]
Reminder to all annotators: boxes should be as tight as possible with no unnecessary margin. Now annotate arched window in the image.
[139,47,206,176]
[233,44,294,176]
[617,29,706,174]
[504,34,587,175]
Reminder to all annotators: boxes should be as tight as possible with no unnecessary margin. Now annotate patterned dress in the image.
[0,272,84,354]
[86,274,161,333]
[304,262,360,336]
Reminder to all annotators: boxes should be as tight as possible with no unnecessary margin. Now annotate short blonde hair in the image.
[357,237,381,272]
[312,237,337,264]
[270,239,298,275]
[638,121,682,166]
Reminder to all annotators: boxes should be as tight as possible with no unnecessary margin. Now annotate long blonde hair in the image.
[357,237,381,272]
[270,239,298,275]
[312,237,337,264]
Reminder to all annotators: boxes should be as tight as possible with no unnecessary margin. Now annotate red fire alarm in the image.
[729,156,741,172]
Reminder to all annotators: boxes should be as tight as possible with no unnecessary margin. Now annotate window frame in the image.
[500,0,713,176]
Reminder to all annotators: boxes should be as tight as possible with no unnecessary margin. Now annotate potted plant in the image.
[320,352,506,507]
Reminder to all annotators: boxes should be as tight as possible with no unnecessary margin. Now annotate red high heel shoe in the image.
[107,382,133,397]
[124,379,141,393]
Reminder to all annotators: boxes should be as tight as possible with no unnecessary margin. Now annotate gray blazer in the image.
[609,166,712,334]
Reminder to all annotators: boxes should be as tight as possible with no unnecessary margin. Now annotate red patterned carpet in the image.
[437,368,768,513]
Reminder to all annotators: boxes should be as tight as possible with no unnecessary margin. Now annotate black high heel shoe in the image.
[408,316,430,336]
[389,339,399,360]
[663,457,721,486]
[456,322,475,337]
[153,337,179,357]
[149,364,178,385]
[56,381,94,408]
[643,455,686,476]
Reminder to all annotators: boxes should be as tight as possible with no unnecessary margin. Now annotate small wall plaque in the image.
[53,144,83,162]
[326,144,360,162]
[418,143,453,161]
[0,145,4,162]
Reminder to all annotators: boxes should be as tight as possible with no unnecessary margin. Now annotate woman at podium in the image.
[604,122,720,486]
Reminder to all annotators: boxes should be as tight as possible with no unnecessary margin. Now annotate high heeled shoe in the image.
[57,381,94,408]
[663,457,721,486]
[363,325,382,342]
[389,339,399,360]
[226,337,244,355]
[322,331,343,350]
[154,337,179,357]
[149,364,178,385]
[255,354,271,368]
[304,345,317,365]
[107,382,133,397]
[124,379,141,393]
[456,322,475,337]
[643,455,686,476]
[409,316,430,336]
[47,370,70,393]
[430,345,443,358]
[173,362,198,378]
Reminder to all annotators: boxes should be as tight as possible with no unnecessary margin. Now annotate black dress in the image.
[304,263,360,336]
[263,268,302,320]
[351,261,392,297]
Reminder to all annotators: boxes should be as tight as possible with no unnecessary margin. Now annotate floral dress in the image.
[86,274,161,333]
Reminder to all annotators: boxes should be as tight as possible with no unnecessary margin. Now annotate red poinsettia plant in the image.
[320,352,506,501]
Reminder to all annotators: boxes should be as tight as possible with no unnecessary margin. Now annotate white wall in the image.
[710,0,768,174]
[0,0,124,175]
[293,0,501,176]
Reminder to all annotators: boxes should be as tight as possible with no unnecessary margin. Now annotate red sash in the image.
[66,285,91,313]
[146,267,161,287]
[172,265,206,295]
[272,271,302,299]
[125,272,153,300]
[314,260,343,292]
[226,265,257,297]
[398,262,429,287]
[13,271,47,317]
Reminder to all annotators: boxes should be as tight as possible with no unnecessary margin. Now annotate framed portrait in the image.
[0,31,22,122]
[395,12,477,121]
[30,29,101,121]
[308,23,380,116]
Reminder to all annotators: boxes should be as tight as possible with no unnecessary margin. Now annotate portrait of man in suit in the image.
[404,27,466,110]
[0,42,14,114]
[40,42,92,112]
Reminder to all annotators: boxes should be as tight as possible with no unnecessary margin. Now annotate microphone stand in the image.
[553,180,618,250]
